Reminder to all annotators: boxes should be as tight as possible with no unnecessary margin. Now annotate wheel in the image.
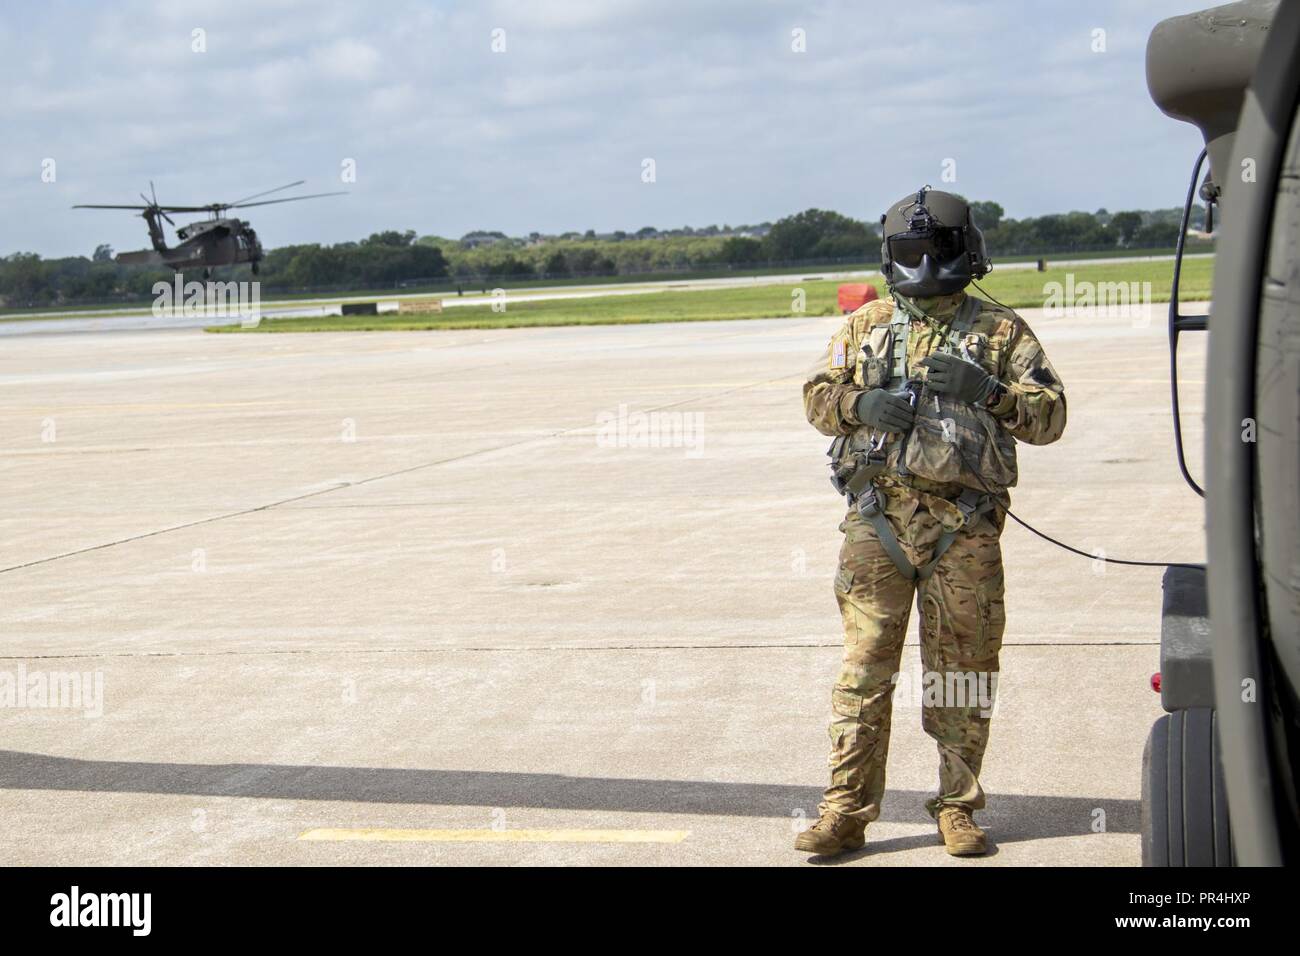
[1141,709,1233,865]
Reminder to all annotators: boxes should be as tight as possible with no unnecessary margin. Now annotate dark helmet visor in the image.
[887,227,966,268]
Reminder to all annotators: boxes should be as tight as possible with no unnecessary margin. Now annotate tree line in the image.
[1,200,1209,308]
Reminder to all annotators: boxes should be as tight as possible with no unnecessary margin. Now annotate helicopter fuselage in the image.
[128,210,263,273]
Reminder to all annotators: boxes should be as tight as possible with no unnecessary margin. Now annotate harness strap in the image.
[950,295,981,336]
[857,489,920,582]
[945,295,983,362]
[889,294,981,387]
[888,303,910,384]
[856,485,994,582]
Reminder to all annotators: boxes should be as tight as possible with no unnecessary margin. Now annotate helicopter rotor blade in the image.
[226,180,306,207]
[230,191,348,209]
[73,190,343,214]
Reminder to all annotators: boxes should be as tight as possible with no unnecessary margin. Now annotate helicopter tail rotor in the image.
[142,182,175,225]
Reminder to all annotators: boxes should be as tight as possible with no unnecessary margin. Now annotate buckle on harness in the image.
[856,485,882,520]
[953,488,993,531]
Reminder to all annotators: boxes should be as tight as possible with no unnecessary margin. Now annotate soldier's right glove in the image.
[855,388,915,433]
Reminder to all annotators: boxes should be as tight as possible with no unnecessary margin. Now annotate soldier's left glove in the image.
[918,352,1000,404]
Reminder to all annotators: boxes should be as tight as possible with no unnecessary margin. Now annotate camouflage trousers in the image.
[820,486,1005,823]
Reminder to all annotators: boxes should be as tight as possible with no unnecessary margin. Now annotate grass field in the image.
[210,256,1215,333]
[0,243,1213,322]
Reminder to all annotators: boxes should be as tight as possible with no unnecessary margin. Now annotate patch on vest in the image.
[1030,366,1056,386]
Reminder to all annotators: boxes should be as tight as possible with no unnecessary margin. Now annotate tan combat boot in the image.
[937,806,987,856]
[794,811,866,856]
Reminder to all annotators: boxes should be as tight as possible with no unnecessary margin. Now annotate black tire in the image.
[1141,709,1233,866]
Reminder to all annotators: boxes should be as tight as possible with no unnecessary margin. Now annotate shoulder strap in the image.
[944,295,983,355]
[889,304,909,385]
[950,295,982,335]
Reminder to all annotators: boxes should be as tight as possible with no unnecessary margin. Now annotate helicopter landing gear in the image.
[202,267,212,280]
[251,261,260,276]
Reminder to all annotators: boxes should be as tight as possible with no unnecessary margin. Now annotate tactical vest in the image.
[830,295,1018,496]
[826,295,1016,578]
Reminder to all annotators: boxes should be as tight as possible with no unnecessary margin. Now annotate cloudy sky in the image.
[2,0,1208,259]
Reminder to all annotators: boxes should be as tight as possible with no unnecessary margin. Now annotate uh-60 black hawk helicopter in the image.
[73,180,345,277]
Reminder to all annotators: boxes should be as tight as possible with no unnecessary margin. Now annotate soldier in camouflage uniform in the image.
[795,188,1067,857]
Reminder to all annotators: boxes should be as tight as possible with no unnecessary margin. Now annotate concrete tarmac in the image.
[0,302,1206,865]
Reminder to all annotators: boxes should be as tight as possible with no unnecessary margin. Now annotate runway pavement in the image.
[0,301,1206,865]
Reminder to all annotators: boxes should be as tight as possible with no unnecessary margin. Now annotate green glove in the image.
[918,351,1000,404]
[855,388,915,433]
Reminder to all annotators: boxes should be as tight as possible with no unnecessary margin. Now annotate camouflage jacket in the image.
[803,291,1067,504]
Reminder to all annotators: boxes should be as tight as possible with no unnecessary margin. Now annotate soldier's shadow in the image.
[0,750,1132,851]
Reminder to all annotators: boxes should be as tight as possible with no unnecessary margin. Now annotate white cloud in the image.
[1,0,1209,257]
[312,38,382,82]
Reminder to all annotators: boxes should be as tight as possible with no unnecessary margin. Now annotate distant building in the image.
[460,231,509,249]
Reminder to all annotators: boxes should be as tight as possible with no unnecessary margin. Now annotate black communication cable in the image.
[969,280,1013,310]
[946,403,1202,572]
[995,494,1202,571]
[888,286,1201,571]
[959,281,1201,570]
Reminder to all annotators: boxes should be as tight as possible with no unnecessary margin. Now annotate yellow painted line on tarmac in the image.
[299,827,690,844]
